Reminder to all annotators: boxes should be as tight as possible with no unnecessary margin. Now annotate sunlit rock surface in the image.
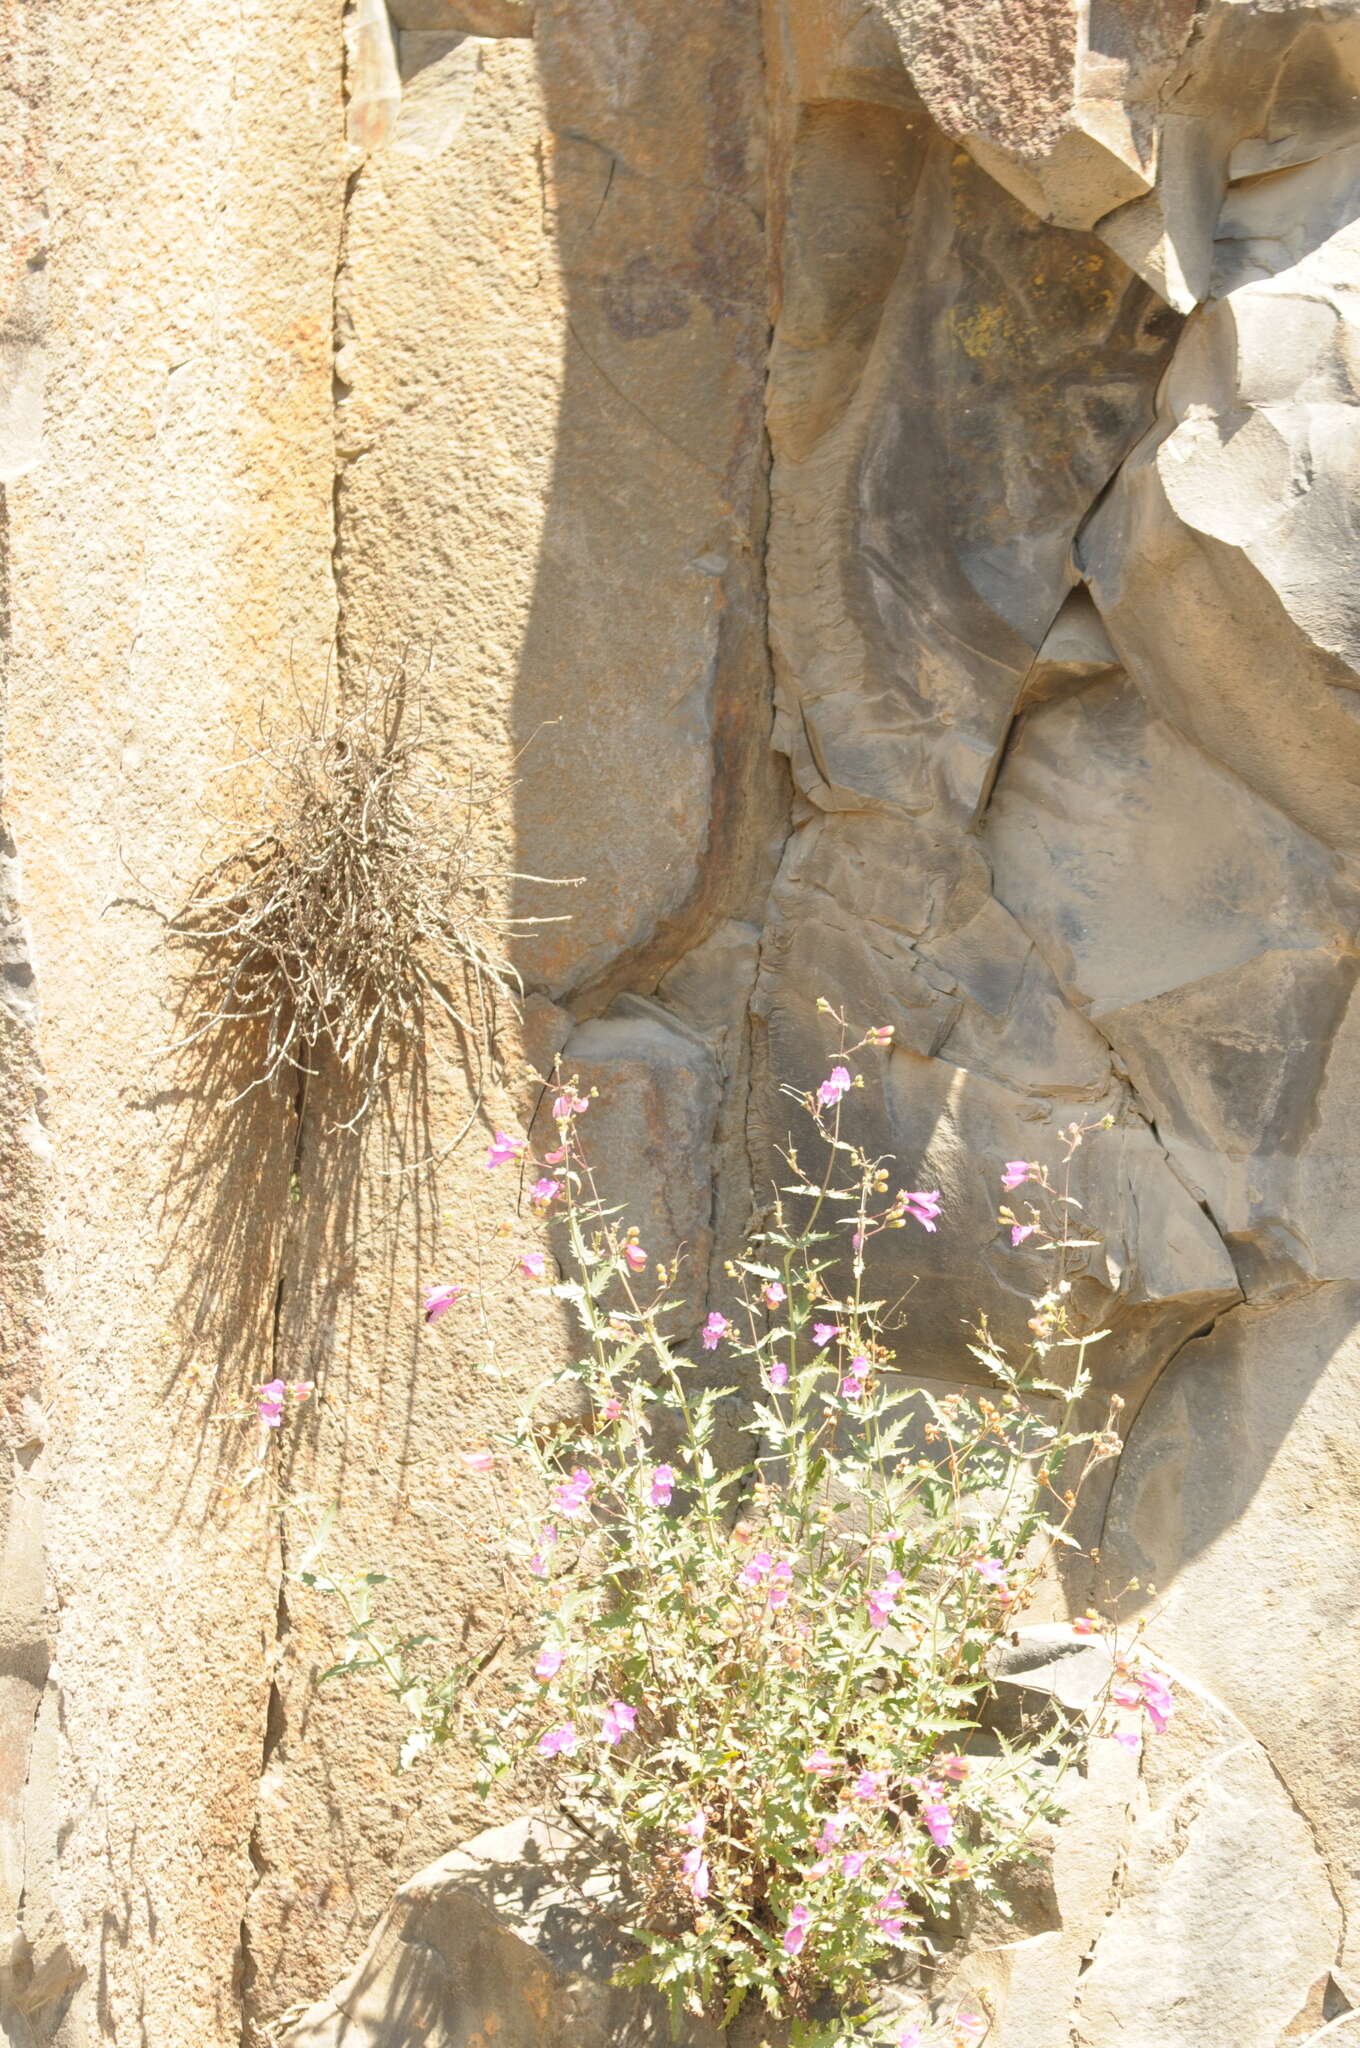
[3,0,1360,2041]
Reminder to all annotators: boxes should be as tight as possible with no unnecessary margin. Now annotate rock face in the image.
[4,0,1360,2043]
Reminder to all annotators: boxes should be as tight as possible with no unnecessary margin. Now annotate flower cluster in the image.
[307,1020,1161,2046]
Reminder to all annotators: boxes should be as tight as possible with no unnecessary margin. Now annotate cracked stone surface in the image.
[3,0,1360,2043]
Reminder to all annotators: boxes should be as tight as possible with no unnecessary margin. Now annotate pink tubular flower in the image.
[485,1131,525,1169]
[818,1065,852,1108]
[600,1699,636,1746]
[535,1645,565,1680]
[815,1813,848,1851]
[920,1786,953,1849]
[767,1558,794,1610]
[739,1549,773,1590]
[974,1556,1008,1588]
[875,1888,908,1940]
[602,1397,622,1421]
[257,1379,286,1428]
[623,1243,648,1273]
[841,1850,867,1878]
[423,1282,464,1323]
[901,1190,942,1232]
[531,1177,561,1206]
[812,1322,838,1348]
[682,1846,711,1901]
[649,1464,675,1508]
[551,1468,594,1518]
[543,1144,567,1166]
[552,1092,588,1120]
[868,1570,904,1630]
[519,1250,546,1279]
[1138,1667,1175,1734]
[783,1903,811,1955]
[768,1359,789,1389]
[701,1311,729,1351]
[803,1746,836,1777]
[528,1526,557,1577]
[1002,1160,1033,1192]
[955,2014,985,2043]
[461,1447,495,1474]
[763,1280,787,1309]
[1072,1614,1096,1636]
[1010,1223,1037,1246]
[538,1723,576,1757]
[852,1770,886,1802]
[841,1358,868,1401]
[897,2027,924,2048]
[937,1754,969,1782]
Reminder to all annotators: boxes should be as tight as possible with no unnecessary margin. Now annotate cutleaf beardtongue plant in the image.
[305,1012,1173,2047]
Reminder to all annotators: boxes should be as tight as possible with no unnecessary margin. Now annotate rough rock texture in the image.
[278,1817,723,2048]
[4,0,1360,2043]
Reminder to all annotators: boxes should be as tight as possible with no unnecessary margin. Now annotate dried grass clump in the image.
[170,672,537,1126]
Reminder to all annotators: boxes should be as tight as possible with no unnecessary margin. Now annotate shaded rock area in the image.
[279,1818,724,2048]
[2,0,1360,2043]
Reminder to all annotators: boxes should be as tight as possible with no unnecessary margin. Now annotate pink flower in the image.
[623,1243,648,1272]
[868,1570,904,1629]
[763,1281,786,1308]
[1112,1729,1141,1752]
[1072,1614,1095,1636]
[739,1549,773,1590]
[552,1092,589,1119]
[528,1526,557,1577]
[876,1889,908,1940]
[1010,1223,1037,1246]
[768,1359,789,1389]
[902,1190,942,1233]
[841,1850,867,1878]
[852,1231,866,1255]
[685,1811,707,1842]
[531,1177,561,1206]
[818,1065,852,1108]
[701,1311,729,1351]
[1002,1160,1033,1192]
[602,1397,622,1421]
[601,1699,636,1745]
[543,1144,567,1165]
[937,1754,969,1782]
[551,1468,594,1518]
[804,1747,836,1777]
[974,1557,1008,1588]
[423,1282,464,1323]
[783,1903,811,1955]
[537,1723,576,1757]
[920,1787,953,1848]
[519,1251,547,1279]
[841,1358,868,1401]
[897,2027,924,2048]
[535,1645,565,1680]
[812,1322,838,1347]
[1139,1668,1174,1733]
[682,1846,710,1900]
[767,1558,794,1610]
[257,1379,286,1428]
[461,1447,496,1474]
[815,1813,848,1851]
[486,1131,525,1169]
[955,2015,985,2043]
[852,1770,886,1802]
[649,1464,675,1508]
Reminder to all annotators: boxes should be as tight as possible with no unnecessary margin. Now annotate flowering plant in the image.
[305,1017,1169,2045]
